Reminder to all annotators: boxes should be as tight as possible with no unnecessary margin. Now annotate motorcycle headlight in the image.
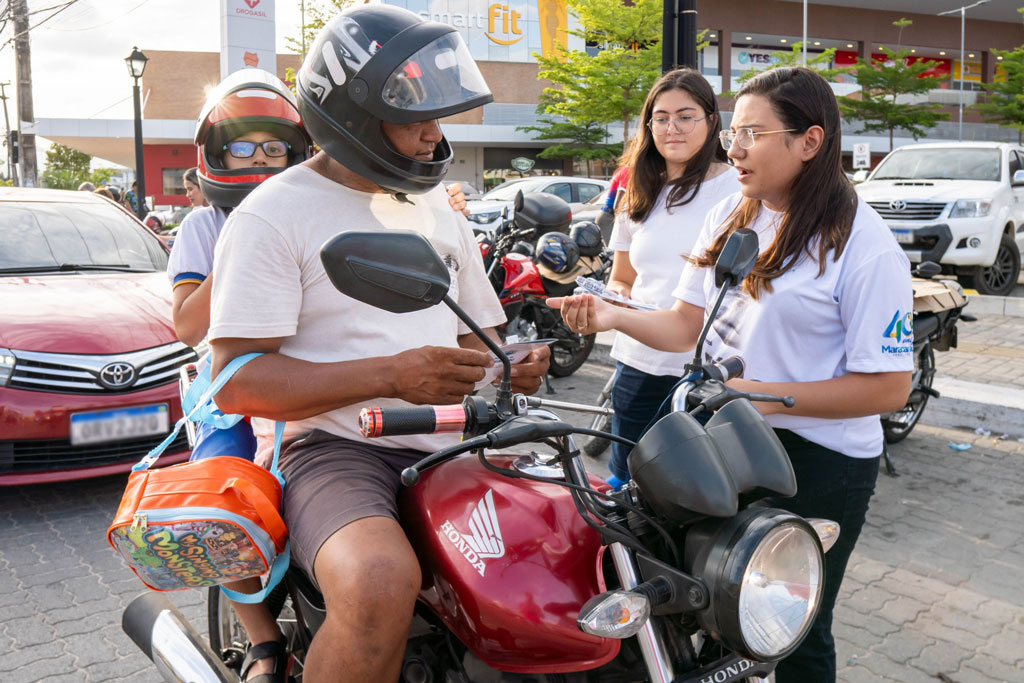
[688,508,824,661]
[949,199,991,218]
[0,348,15,386]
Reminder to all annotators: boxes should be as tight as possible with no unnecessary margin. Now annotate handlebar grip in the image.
[704,355,745,382]
[358,405,467,438]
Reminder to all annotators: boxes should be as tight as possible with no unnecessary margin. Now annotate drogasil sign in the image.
[236,0,267,18]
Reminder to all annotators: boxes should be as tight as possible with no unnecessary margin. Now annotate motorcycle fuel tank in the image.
[399,453,618,674]
[502,253,548,296]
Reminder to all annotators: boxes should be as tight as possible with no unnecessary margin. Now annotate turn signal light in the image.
[577,590,651,639]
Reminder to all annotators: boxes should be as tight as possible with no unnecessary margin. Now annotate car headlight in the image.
[950,199,992,218]
[0,348,16,386]
[688,508,825,661]
[470,211,501,224]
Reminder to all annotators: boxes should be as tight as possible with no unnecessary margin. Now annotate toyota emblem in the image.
[99,362,137,389]
[889,199,907,212]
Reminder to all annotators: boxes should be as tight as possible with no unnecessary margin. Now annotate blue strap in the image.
[220,541,291,604]
[134,352,265,471]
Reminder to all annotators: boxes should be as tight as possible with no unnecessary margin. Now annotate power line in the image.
[45,0,155,32]
[2,0,78,47]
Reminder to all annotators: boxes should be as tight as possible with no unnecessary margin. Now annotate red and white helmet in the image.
[195,69,312,208]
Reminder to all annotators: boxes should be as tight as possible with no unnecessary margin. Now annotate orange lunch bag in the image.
[107,353,289,603]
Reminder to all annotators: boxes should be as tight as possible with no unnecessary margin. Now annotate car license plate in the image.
[70,404,170,446]
[892,230,915,245]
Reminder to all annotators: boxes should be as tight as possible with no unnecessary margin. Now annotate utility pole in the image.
[12,0,38,187]
[661,0,698,73]
[0,82,18,186]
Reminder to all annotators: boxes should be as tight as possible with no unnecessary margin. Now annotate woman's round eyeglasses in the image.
[648,115,706,136]
[719,128,797,151]
[223,140,291,159]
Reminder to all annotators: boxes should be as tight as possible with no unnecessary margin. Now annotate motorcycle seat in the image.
[914,312,939,341]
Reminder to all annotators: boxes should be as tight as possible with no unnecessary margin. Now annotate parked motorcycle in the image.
[124,227,838,683]
[880,261,974,454]
[478,191,613,377]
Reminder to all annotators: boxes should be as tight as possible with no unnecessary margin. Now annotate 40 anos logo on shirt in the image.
[882,310,914,354]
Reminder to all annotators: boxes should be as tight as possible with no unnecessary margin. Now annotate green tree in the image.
[528,0,666,162]
[837,20,949,152]
[976,46,1024,144]
[731,42,841,94]
[517,111,621,177]
[40,144,118,190]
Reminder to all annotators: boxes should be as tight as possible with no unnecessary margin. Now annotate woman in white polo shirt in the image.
[603,68,739,489]
[551,67,913,682]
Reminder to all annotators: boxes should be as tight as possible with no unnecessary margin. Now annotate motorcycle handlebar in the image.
[358,404,468,438]
[703,355,745,383]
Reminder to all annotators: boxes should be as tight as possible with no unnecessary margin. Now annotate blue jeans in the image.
[609,362,681,482]
[764,430,880,683]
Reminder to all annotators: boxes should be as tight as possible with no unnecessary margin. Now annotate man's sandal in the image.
[240,638,290,683]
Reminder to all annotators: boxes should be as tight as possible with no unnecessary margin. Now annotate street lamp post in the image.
[938,0,990,142]
[125,47,148,219]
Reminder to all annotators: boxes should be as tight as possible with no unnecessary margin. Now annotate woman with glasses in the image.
[551,67,912,682]
[602,68,739,490]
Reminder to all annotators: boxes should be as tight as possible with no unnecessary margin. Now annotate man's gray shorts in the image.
[278,430,427,583]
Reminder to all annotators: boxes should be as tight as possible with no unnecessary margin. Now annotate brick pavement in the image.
[2,365,1023,682]
[934,313,1024,392]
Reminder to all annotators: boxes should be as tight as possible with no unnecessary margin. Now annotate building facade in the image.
[36,0,1024,209]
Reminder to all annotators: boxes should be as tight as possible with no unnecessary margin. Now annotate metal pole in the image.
[679,0,697,69]
[959,7,965,141]
[131,80,147,219]
[0,82,18,186]
[662,0,676,73]
[802,0,807,67]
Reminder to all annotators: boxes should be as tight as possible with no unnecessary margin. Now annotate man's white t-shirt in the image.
[166,206,229,288]
[673,193,913,459]
[209,165,506,464]
[608,168,740,376]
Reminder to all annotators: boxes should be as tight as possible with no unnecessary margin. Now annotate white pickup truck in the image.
[855,141,1024,295]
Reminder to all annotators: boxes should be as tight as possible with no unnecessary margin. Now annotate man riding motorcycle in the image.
[206,6,550,682]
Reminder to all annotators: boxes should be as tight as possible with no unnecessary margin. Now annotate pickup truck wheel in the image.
[962,235,1020,296]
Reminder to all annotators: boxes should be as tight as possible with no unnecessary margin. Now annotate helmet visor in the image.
[381,33,490,113]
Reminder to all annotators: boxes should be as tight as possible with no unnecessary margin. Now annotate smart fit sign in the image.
[392,0,583,63]
[220,0,276,79]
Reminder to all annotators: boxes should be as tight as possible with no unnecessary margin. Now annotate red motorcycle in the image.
[477,191,612,377]
[124,227,838,683]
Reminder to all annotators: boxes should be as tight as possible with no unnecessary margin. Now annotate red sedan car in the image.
[0,188,196,485]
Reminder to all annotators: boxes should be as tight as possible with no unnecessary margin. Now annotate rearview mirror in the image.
[319,231,450,313]
[914,261,942,278]
[852,169,869,183]
[1013,170,1024,187]
[714,229,759,287]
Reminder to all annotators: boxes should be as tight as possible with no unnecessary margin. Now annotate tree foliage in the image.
[837,19,949,151]
[976,46,1024,144]
[39,144,116,191]
[284,0,355,85]
[524,0,670,173]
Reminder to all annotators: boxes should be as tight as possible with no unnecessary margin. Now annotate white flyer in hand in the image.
[574,276,659,311]
[475,339,555,390]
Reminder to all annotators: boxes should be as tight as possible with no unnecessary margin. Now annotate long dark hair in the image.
[621,68,728,223]
[693,67,857,299]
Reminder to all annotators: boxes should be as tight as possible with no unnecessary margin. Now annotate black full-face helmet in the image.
[297,5,493,195]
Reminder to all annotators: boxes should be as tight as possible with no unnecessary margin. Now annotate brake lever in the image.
[746,392,796,408]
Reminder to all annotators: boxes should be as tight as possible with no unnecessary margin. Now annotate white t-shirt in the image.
[608,168,740,376]
[673,193,913,459]
[209,165,506,463]
[166,206,229,288]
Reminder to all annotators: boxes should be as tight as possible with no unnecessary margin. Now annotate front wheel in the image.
[881,344,935,443]
[961,234,1020,296]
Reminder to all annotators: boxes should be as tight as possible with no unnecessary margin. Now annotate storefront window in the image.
[162,168,189,196]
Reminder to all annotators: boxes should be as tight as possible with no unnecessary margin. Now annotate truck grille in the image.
[0,431,190,474]
[7,343,198,394]
[868,201,946,221]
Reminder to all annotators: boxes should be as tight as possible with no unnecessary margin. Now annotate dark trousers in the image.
[609,362,681,481]
[764,430,880,683]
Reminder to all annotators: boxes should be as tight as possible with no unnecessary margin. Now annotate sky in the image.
[0,0,308,168]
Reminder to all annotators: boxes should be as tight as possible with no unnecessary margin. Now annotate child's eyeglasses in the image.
[223,140,291,158]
